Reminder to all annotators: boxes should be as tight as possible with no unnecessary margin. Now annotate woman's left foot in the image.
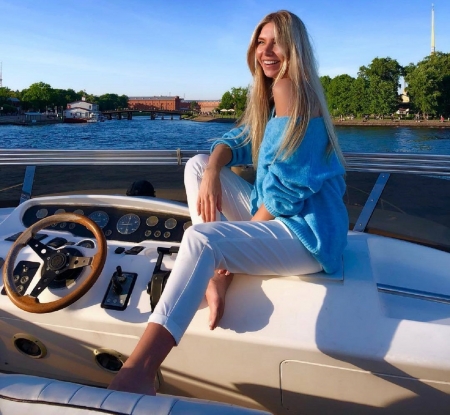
[205,270,234,330]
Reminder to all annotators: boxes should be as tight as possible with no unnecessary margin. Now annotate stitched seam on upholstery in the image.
[37,381,53,399]
[0,394,126,414]
[167,398,179,414]
[67,385,84,404]
[167,245,207,317]
[100,391,114,407]
[129,394,146,413]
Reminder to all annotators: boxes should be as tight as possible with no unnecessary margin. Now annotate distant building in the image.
[7,97,20,108]
[397,91,410,116]
[198,100,220,113]
[128,96,181,111]
[64,98,100,123]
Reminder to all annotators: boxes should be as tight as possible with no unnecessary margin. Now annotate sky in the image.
[1,0,449,100]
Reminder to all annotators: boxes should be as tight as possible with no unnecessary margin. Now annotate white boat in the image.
[0,149,450,414]
[86,112,105,123]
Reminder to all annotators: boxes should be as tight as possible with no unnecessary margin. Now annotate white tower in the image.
[431,4,435,54]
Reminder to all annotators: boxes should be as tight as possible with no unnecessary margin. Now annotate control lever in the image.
[147,246,179,311]
[112,266,124,294]
[101,266,137,311]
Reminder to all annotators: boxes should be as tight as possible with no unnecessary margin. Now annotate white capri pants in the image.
[148,154,321,344]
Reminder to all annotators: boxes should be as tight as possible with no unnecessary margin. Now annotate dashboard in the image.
[21,204,192,244]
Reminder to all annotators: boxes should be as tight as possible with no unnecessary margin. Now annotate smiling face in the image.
[255,22,286,79]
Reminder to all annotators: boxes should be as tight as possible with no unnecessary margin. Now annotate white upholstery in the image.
[0,374,270,415]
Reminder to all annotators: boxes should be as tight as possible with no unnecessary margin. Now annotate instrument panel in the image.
[22,204,192,243]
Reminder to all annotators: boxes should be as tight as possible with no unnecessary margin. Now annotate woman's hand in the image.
[197,165,223,222]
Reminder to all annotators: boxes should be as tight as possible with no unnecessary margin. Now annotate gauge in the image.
[145,230,152,237]
[55,209,66,214]
[165,218,177,229]
[154,230,161,238]
[74,209,84,215]
[88,211,109,229]
[36,208,48,219]
[164,231,171,238]
[117,213,141,235]
[183,221,192,231]
[76,239,95,249]
[146,216,158,227]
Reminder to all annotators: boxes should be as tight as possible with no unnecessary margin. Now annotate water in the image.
[1,117,450,154]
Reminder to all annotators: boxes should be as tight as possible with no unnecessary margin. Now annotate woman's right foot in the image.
[205,270,234,330]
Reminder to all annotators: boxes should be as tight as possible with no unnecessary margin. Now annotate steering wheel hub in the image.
[48,252,67,271]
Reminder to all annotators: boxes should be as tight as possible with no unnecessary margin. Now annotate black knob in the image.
[112,275,123,295]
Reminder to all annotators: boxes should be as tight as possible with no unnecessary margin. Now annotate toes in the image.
[208,298,223,330]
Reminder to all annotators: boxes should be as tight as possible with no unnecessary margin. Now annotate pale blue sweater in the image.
[211,117,348,274]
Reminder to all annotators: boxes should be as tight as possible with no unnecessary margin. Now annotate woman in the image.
[108,10,348,395]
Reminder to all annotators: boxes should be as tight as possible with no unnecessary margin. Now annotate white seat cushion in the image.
[0,374,270,415]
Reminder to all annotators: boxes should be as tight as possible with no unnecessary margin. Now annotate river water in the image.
[1,117,450,154]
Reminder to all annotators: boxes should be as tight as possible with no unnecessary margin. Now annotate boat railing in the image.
[0,149,449,175]
[0,150,449,252]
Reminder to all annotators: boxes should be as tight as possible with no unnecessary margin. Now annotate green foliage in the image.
[358,57,403,115]
[96,94,129,111]
[405,52,450,116]
[21,82,56,111]
[219,87,248,116]
[0,87,14,106]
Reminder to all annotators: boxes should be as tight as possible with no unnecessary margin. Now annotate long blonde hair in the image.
[239,10,344,166]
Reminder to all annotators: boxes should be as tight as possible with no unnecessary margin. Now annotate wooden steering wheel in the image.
[2,213,107,313]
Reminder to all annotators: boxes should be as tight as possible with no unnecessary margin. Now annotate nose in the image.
[261,42,273,54]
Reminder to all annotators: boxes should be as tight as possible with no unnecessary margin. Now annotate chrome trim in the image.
[344,152,450,175]
[0,150,449,175]
[0,149,208,166]
[353,173,390,232]
[19,166,36,204]
[377,283,450,305]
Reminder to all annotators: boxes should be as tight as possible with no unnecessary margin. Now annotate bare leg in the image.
[108,323,175,395]
[205,270,234,330]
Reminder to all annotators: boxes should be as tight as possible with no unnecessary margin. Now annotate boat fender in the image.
[147,246,179,311]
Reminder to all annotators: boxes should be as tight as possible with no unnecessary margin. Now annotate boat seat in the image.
[0,374,269,415]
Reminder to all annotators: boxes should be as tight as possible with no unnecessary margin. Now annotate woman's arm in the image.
[273,78,294,116]
[251,204,274,221]
[198,144,232,222]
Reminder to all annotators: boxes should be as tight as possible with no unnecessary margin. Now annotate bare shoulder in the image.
[272,78,294,117]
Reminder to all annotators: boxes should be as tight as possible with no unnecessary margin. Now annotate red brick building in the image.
[128,96,220,113]
[128,96,181,111]
[198,101,220,113]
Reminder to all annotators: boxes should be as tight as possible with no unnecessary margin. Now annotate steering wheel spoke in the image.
[68,255,93,270]
[28,237,57,260]
[29,270,58,298]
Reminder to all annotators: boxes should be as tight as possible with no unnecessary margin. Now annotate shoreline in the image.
[190,115,450,128]
[1,113,449,128]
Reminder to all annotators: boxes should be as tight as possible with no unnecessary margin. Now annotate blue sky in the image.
[1,0,448,100]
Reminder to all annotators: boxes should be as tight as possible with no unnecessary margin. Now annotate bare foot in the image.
[205,270,233,330]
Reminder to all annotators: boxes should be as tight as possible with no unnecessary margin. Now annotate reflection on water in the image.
[336,126,450,154]
[0,118,450,154]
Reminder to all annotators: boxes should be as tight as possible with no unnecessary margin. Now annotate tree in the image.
[358,57,403,115]
[219,87,248,115]
[405,52,450,116]
[21,82,56,111]
[326,75,355,116]
[0,87,14,106]
[219,91,234,110]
